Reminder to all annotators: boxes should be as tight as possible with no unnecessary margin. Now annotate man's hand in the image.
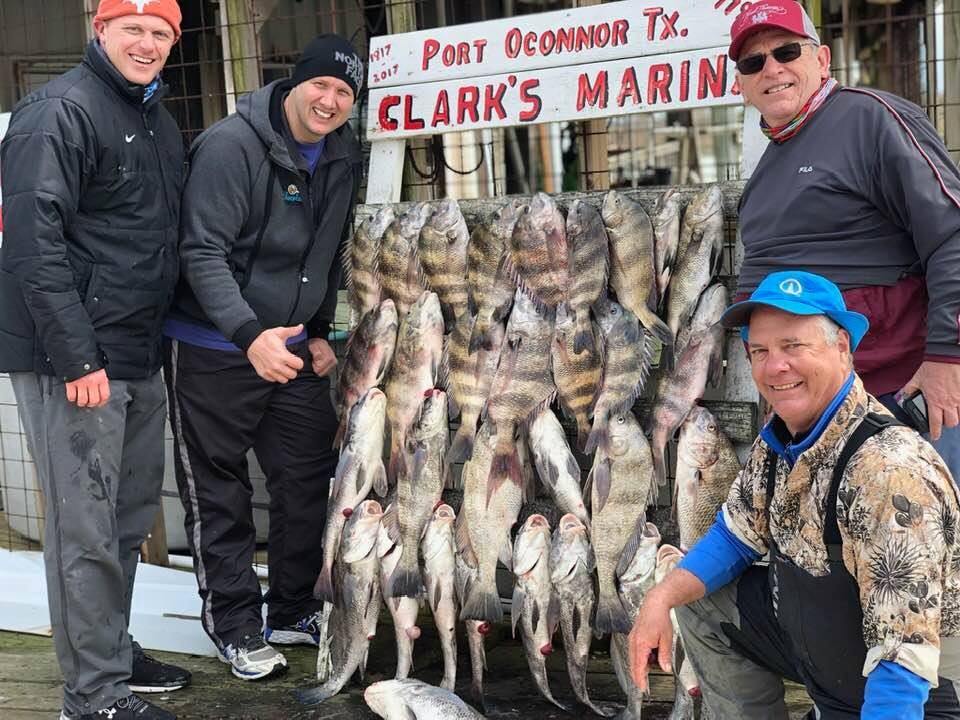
[628,589,675,693]
[65,368,110,408]
[902,360,960,440]
[308,337,337,377]
[247,325,305,383]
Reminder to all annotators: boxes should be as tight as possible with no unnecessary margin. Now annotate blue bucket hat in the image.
[721,270,869,350]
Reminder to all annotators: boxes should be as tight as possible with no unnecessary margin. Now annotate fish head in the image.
[600,189,626,228]
[493,199,525,241]
[522,192,565,241]
[683,185,723,225]
[655,187,681,214]
[363,680,403,714]
[413,388,449,440]
[370,205,396,237]
[622,521,661,585]
[507,289,544,335]
[405,291,445,337]
[340,499,383,563]
[690,283,729,335]
[607,411,643,458]
[554,302,575,336]
[429,197,459,231]
[347,387,387,434]
[514,513,552,573]
[679,406,722,468]
[399,201,434,239]
[373,298,399,336]
[595,298,626,336]
[654,543,685,584]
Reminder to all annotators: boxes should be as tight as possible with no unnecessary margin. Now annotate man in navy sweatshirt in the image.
[629,271,960,719]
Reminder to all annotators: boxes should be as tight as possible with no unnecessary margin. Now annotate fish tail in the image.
[573,311,596,355]
[293,682,337,706]
[468,316,490,354]
[584,415,607,455]
[446,425,476,466]
[653,435,668,488]
[461,581,504,624]
[575,416,591,454]
[592,593,632,636]
[332,417,346,451]
[389,557,423,599]
[660,342,676,373]
[313,564,335,604]
[638,307,673,348]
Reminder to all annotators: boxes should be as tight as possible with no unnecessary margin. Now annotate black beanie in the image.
[291,34,364,98]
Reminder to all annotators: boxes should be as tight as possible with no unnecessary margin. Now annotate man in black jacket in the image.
[163,34,364,680]
[0,1,190,719]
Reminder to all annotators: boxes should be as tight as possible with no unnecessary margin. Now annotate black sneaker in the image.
[128,647,191,693]
[61,695,176,719]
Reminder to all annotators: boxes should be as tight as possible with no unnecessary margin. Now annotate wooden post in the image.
[140,507,170,567]
[574,0,610,191]
[220,0,264,116]
[944,0,960,164]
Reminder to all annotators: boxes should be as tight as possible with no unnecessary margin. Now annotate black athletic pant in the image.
[163,338,337,649]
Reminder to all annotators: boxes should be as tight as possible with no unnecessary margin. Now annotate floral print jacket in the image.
[723,376,960,685]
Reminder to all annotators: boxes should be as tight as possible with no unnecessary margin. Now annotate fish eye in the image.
[616,415,625,424]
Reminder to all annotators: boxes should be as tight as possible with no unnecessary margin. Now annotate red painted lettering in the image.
[644,8,663,41]
[595,23,610,47]
[647,63,673,104]
[457,42,471,65]
[431,90,450,127]
[378,95,400,131]
[442,44,456,66]
[457,86,480,124]
[575,26,592,51]
[519,79,542,122]
[473,39,488,63]
[577,70,608,111]
[617,67,641,106]
[697,55,727,99]
[403,95,425,130]
[523,31,537,56]
[539,30,556,55]
[660,11,680,40]
[613,19,629,46]
[422,38,440,71]
[505,28,521,59]
[483,83,507,121]
[556,27,574,52]
[679,59,690,102]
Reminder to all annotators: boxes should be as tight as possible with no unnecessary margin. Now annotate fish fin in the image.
[584,414,606,455]
[547,593,561,639]
[294,685,336,706]
[617,514,649,578]
[653,433,668,488]
[572,604,582,639]
[469,314,490,354]
[372,461,388,498]
[410,442,428,490]
[530,598,541,635]
[576,416,591,454]
[382,503,402,544]
[447,387,461,421]
[499,532,514,572]
[593,594,632,636]
[445,426,476,467]
[594,457,612,513]
[583,466,594,508]
[333,418,346,451]
[334,446,357,487]
[455,514,479,569]
[637,307,674,347]
[511,586,525,637]
[660,343,675,373]
[488,435,523,506]
[312,565,335,604]
[708,334,724,388]
[432,582,443,613]
[461,582,504,624]
[573,308,596,355]
[389,565,422,600]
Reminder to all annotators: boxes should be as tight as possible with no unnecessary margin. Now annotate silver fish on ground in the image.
[662,185,723,372]
[566,199,609,354]
[528,409,590,529]
[422,503,459,691]
[446,311,504,467]
[315,388,388,604]
[552,302,602,452]
[652,188,682,311]
[364,679,488,719]
[675,405,741,551]
[385,387,449,598]
[419,197,470,327]
[334,298,398,448]
[602,189,672,346]
[346,205,394,328]
[298,500,383,705]
[379,202,433,318]
[512,514,566,711]
[457,423,523,624]
[550,513,610,717]
[649,283,727,490]
[377,511,421,680]
[486,290,556,490]
[508,192,569,310]
[586,300,654,455]
[385,290,445,486]
[469,201,523,353]
[588,410,654,635]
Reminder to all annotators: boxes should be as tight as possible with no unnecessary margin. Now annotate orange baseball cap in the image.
[94,0,182,40]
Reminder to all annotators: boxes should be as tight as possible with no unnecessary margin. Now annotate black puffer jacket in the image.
[0,41,184,381]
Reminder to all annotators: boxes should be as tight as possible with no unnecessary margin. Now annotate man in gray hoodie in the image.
[163,34,363,680]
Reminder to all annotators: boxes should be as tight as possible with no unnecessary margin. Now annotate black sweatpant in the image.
[163,338,337,649]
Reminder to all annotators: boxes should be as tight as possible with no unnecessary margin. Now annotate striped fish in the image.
[551,302,601,453]
[468,201,523,353]
[652,188,682,311]
[565,199,609,355]
[379,202,433,318]
[346,205,394,328]
[419,198,470,328]
[508,192,569,310]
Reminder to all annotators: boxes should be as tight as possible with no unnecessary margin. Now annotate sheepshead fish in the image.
[663,186,723,371]
[650,283,727,490]
[550,514,610,717]
[566,199,609,354]
[528,408,590,529]
[552,302,601,452]
[334,299,398,448]
[457,423,523,624]
[376,514,421,680]
[508,192,568,310]
[512,514,566,711]
[364,679,487,719]
[675,405,741,551]
[315,388,387,604]
[586,300,654,455]
[588,410,654,635]
[379,202,433,318]
[422,503,459,691]
[447,311,504,467]
[346,205,394,327]
[602,189,672,347]
[385,388,449,598]
[298,500,383,704]
[469,201,523,352]
[652,188,682,310]
[486,290,556,489]
[385,290,444,485]
[420,198,470,327]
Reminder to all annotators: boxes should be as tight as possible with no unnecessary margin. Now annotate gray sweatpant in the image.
[11,372,165,716]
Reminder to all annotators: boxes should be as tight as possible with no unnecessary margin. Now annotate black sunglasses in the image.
[736,41,817,75]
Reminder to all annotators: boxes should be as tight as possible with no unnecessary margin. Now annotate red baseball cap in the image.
[94,0,182,40]
[728,0,820,61]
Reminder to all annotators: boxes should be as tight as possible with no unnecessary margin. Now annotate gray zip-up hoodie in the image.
[170,79,363,350]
